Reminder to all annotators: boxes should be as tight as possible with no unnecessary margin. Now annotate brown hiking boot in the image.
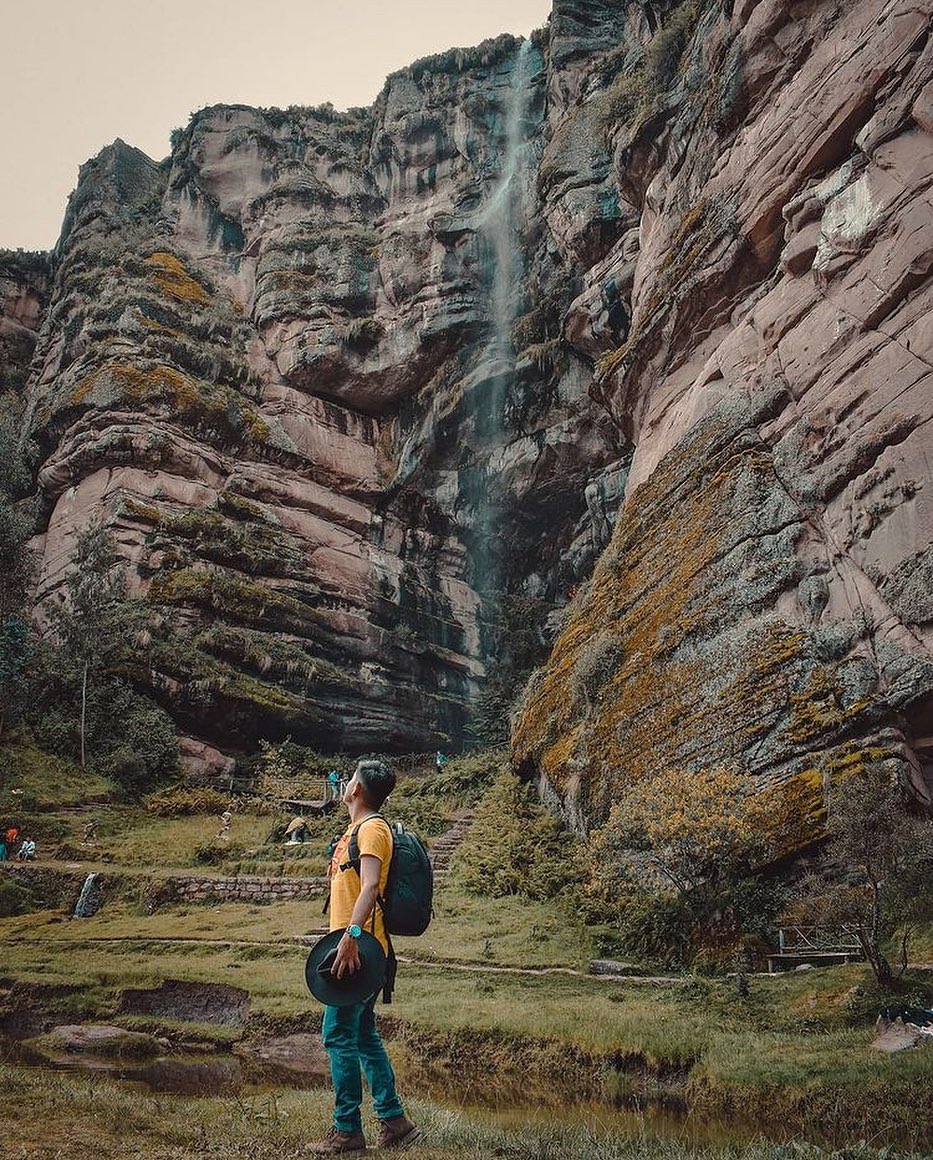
[304,1127,367,1155]
[376,1116,420,1149]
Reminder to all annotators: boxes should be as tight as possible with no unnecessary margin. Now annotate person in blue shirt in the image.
[16,837,36,860]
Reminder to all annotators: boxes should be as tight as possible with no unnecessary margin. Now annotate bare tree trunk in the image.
[80,660,88,768]
[861,880,894,988]
[897,924,913,980]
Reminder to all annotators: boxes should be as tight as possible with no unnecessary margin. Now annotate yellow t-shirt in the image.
[328,815,393,953]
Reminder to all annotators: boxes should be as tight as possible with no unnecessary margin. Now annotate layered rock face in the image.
[513,0,933,834]
[20,24,625,770]
[16,0,933,814]
[1,252,50,394]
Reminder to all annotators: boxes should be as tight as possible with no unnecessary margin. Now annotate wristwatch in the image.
[345,924,362,939]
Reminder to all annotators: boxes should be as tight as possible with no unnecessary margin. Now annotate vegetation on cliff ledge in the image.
[69,361,271,447]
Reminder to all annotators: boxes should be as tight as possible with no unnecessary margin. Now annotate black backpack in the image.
[346,815,434,937]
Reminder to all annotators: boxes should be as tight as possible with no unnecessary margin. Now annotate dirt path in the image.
[393,956,682,983]
[7,928,681,982]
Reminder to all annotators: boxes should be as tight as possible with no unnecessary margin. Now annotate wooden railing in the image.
[767,925,865,972]
[777,925,863,953]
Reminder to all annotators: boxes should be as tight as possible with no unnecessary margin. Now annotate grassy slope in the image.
[0,742,117,807]
[2,746,933,1152]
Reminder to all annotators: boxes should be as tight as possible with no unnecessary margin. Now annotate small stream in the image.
[0,1032,876,1152]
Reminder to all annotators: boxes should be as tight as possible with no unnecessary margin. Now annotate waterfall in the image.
[469,39,538,600]
[478,39,535,371]
[484,37,535,362]
[73,872,103,918]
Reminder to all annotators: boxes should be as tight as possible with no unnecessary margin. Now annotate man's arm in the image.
[333,853,381,978]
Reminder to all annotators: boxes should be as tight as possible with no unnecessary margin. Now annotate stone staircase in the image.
[429,812,473,887]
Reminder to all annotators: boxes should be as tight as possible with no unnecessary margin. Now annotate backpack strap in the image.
[341,813,387,872]
[341,814,392,915]
[382,937,397,1005]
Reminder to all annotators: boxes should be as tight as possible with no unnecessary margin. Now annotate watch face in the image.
[348,924,362,938]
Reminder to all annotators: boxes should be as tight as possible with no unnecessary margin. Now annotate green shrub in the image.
[584,768,785,969]
[406,751,504,807]
[192,842,227,865]
[383,783,450,838]
[614,893,695,969]
[647,0,700,90]
[452,771,582,901]
[0,875,33,918]
[144,786,231,817]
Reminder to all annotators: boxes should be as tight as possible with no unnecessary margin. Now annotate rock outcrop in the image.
[512,0,933,835]
[19,29,623,770]
[11,0,933,821]
[1,251,51,394]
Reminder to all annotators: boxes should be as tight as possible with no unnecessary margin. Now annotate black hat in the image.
[305,930,387,1007]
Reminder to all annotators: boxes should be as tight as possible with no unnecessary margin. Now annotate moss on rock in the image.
[511,393,909,852]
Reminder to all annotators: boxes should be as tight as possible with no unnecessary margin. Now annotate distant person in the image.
[16,837,36,861]
[326,769,340,802]
[435,751,449,772]
[306,759,418,1154]
[0,839,7,861]
[217,811,232,842]
[6,825,19,849]
[285,816,311,844]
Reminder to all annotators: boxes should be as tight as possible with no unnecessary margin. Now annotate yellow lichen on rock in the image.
[510,395,889,853]
[145,252,211,306]
[68,361,270,447]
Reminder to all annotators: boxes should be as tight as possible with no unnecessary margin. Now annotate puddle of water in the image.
[448,1096,795,1150]
[0,1034,329,1096]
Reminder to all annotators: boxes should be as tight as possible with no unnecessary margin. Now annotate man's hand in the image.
[333,932,362,978]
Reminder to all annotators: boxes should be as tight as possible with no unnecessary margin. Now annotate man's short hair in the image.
[355,759,396,810]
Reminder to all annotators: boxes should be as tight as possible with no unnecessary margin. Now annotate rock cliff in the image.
[11,0,933,811]
[1,251,51,394]
[511,0,933,834]
[18,22,624,773]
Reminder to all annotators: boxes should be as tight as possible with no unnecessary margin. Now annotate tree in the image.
[799,766,933,989]
[32,521,177,792]
[45,522,146,766]
[586,767,782,966]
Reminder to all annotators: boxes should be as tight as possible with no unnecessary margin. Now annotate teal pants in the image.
[321,993,405,1133]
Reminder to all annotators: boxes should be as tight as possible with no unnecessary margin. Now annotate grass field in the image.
[2,745,933,1155]
[3,1063,931,1160]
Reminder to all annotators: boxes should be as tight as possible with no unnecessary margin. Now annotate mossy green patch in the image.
[0,743,117,809]
[68,362,271,447]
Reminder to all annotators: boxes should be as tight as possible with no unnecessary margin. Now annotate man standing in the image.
[326,769,340,802]
[307,759,419,1155]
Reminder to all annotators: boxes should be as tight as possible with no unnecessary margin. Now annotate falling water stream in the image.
[483,38,535,365]
[72,872,103,918]
[468,38,538,602]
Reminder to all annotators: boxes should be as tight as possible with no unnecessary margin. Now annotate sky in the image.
[1,0,553,252]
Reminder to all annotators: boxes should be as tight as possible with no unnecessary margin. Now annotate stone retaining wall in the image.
[146,874,327,911]
[0,864,94,909]
[2,863,327,913]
